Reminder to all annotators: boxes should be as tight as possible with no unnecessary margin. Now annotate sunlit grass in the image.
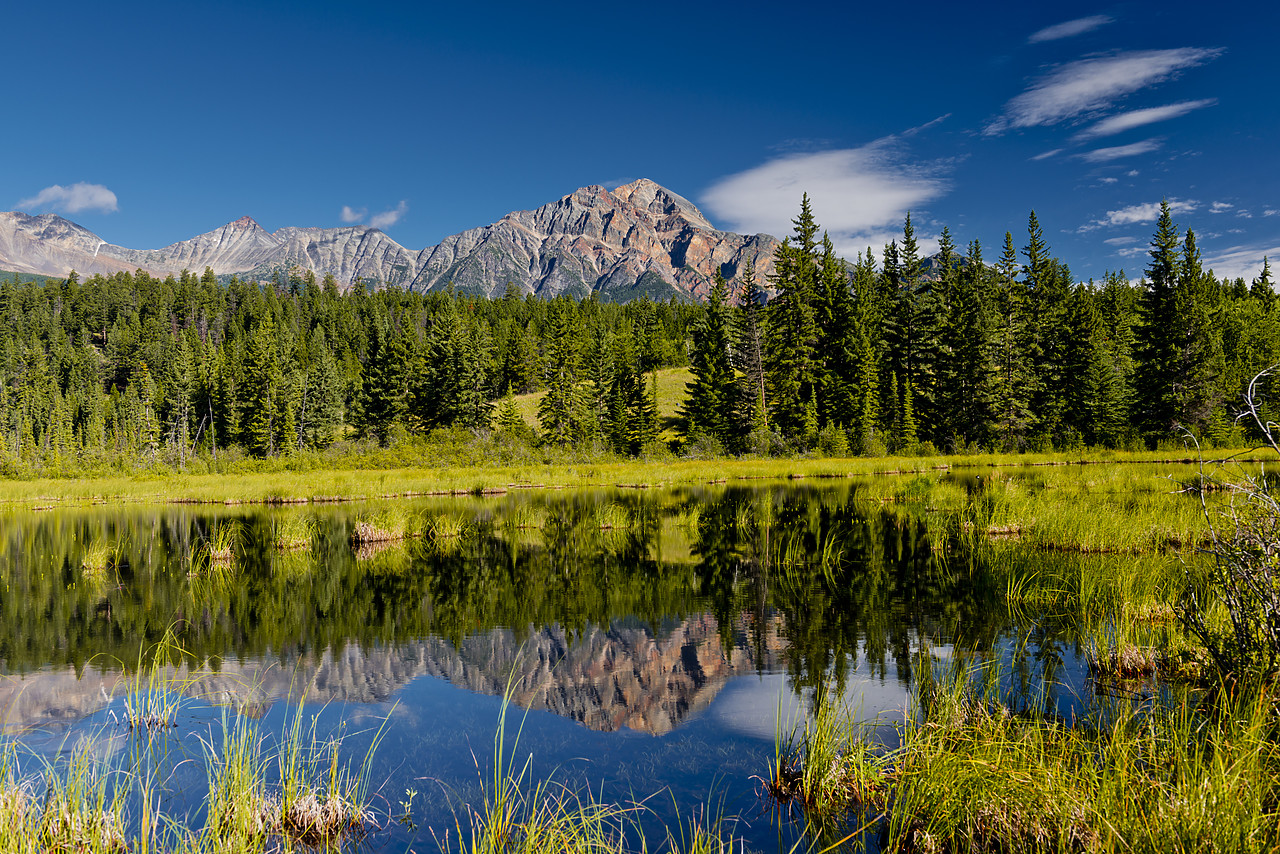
[350,506,416,544]
[0,447,1257,509]
[272,514,315,552]
[765,660,1280,853]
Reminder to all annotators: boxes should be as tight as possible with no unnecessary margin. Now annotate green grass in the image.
[272,514,315,552]
[351,506,417,544]
[766,661,1280,854]
[509,367,693,440]
[0,447,1255,511]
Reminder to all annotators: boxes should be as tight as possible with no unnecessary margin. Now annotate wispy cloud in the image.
[1072,99,1216,141]
[1077,139,1163,162]
[1031,149,1062,161]
[1104,236,1139,245]
[1265,209,1279,217]
[19,182,118,214]
[340,205,366,223]
[984,48,1224,135]
[1079,198,1199,231]
[1028,15,1114,44]
[702,134,949,258]
[1204,242,1280,281]
[1211,202,1234,213]
[1098,177,1119,184]
[369,200,408,229]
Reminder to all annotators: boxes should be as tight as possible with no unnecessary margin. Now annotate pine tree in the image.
[882,213,941,442]
[815,233,858,432]
[300,330,344,448]
[849,250,882,454]
[989,232,1038,450]
[355,314,411,445]
[537,298,584,445]
[940,239,994,449]
[1135,200,1183,440]
[1250,257,1275,313]
[1023,211,1071,445]
[763,196,821,443]
[242,315,282,456]
[733,262,768,437]
[681,268,738,450]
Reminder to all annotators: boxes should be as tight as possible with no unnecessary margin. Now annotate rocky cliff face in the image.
[409,180,778,300]
[0,615,787,736]
[0,180,779,302]
[0,212,138,278]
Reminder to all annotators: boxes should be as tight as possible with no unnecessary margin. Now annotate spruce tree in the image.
[537,297,584,445]
[1135,200,1183,440]
[989,232,1038,449]
[681,268,738,451]
[733,262,768,437]
[763,196,821,443]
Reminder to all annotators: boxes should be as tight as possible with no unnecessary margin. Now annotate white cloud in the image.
[1204,243,1280,281]
[1098,177,1119,184]
[340,205,366,223]
[1236,209,1253,219]
[1079,198,1198,231]
[1104,236,1139,245]
[1126,170,1140,177]
[369,200,408,229]
[1031,148,1062,161]
[1115,246,1149,258]
[1077,138,1163,162]
[1211,202,1234,213]
[19,182,118,214]
[701,135,949,258]
[1028,15,1114,44]
[1072,99,1216,141]
[984,48,1224,135]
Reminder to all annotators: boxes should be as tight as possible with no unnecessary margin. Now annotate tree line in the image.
[0,196,1275,473]
[682,197,1277,456]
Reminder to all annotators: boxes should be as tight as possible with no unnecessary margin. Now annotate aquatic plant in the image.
[351,506,416,544]
[273,514,315,552]
[764,657,1280,853]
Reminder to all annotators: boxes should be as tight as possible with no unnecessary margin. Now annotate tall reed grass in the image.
[764,658,1280,853]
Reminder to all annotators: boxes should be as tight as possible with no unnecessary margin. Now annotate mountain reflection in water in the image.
[0,482,1018,738]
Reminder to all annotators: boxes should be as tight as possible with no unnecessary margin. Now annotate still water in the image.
[0,481,1106,850]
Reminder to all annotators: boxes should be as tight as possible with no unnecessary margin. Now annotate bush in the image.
[1179,369,1280,684]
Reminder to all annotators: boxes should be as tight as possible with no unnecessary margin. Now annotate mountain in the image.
[0,179,779,302]
[0,614,787,736]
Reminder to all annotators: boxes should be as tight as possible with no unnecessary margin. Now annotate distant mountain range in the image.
[0,179,780,302]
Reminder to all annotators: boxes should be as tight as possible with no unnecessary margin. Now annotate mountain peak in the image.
[610,179,713,230]
[229,216,261,230]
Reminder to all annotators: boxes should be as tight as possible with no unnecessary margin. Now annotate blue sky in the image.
[5,0,1277,282]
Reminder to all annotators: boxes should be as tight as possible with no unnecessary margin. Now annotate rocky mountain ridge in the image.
[0,615,786,736]
[0,180,779,302]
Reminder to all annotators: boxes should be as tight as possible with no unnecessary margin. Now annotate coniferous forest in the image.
[0,198,1275,476]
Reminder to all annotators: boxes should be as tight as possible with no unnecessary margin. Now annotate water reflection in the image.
[0,482,1084,740]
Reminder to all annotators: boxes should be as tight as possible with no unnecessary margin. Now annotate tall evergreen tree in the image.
[1135,200,1183,440]
[764,195,821,443]
[681,269,739,450]
[537,298,584,444]
[733,262,768,438]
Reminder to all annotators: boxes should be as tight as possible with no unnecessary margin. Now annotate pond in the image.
[0,479,1150,851]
